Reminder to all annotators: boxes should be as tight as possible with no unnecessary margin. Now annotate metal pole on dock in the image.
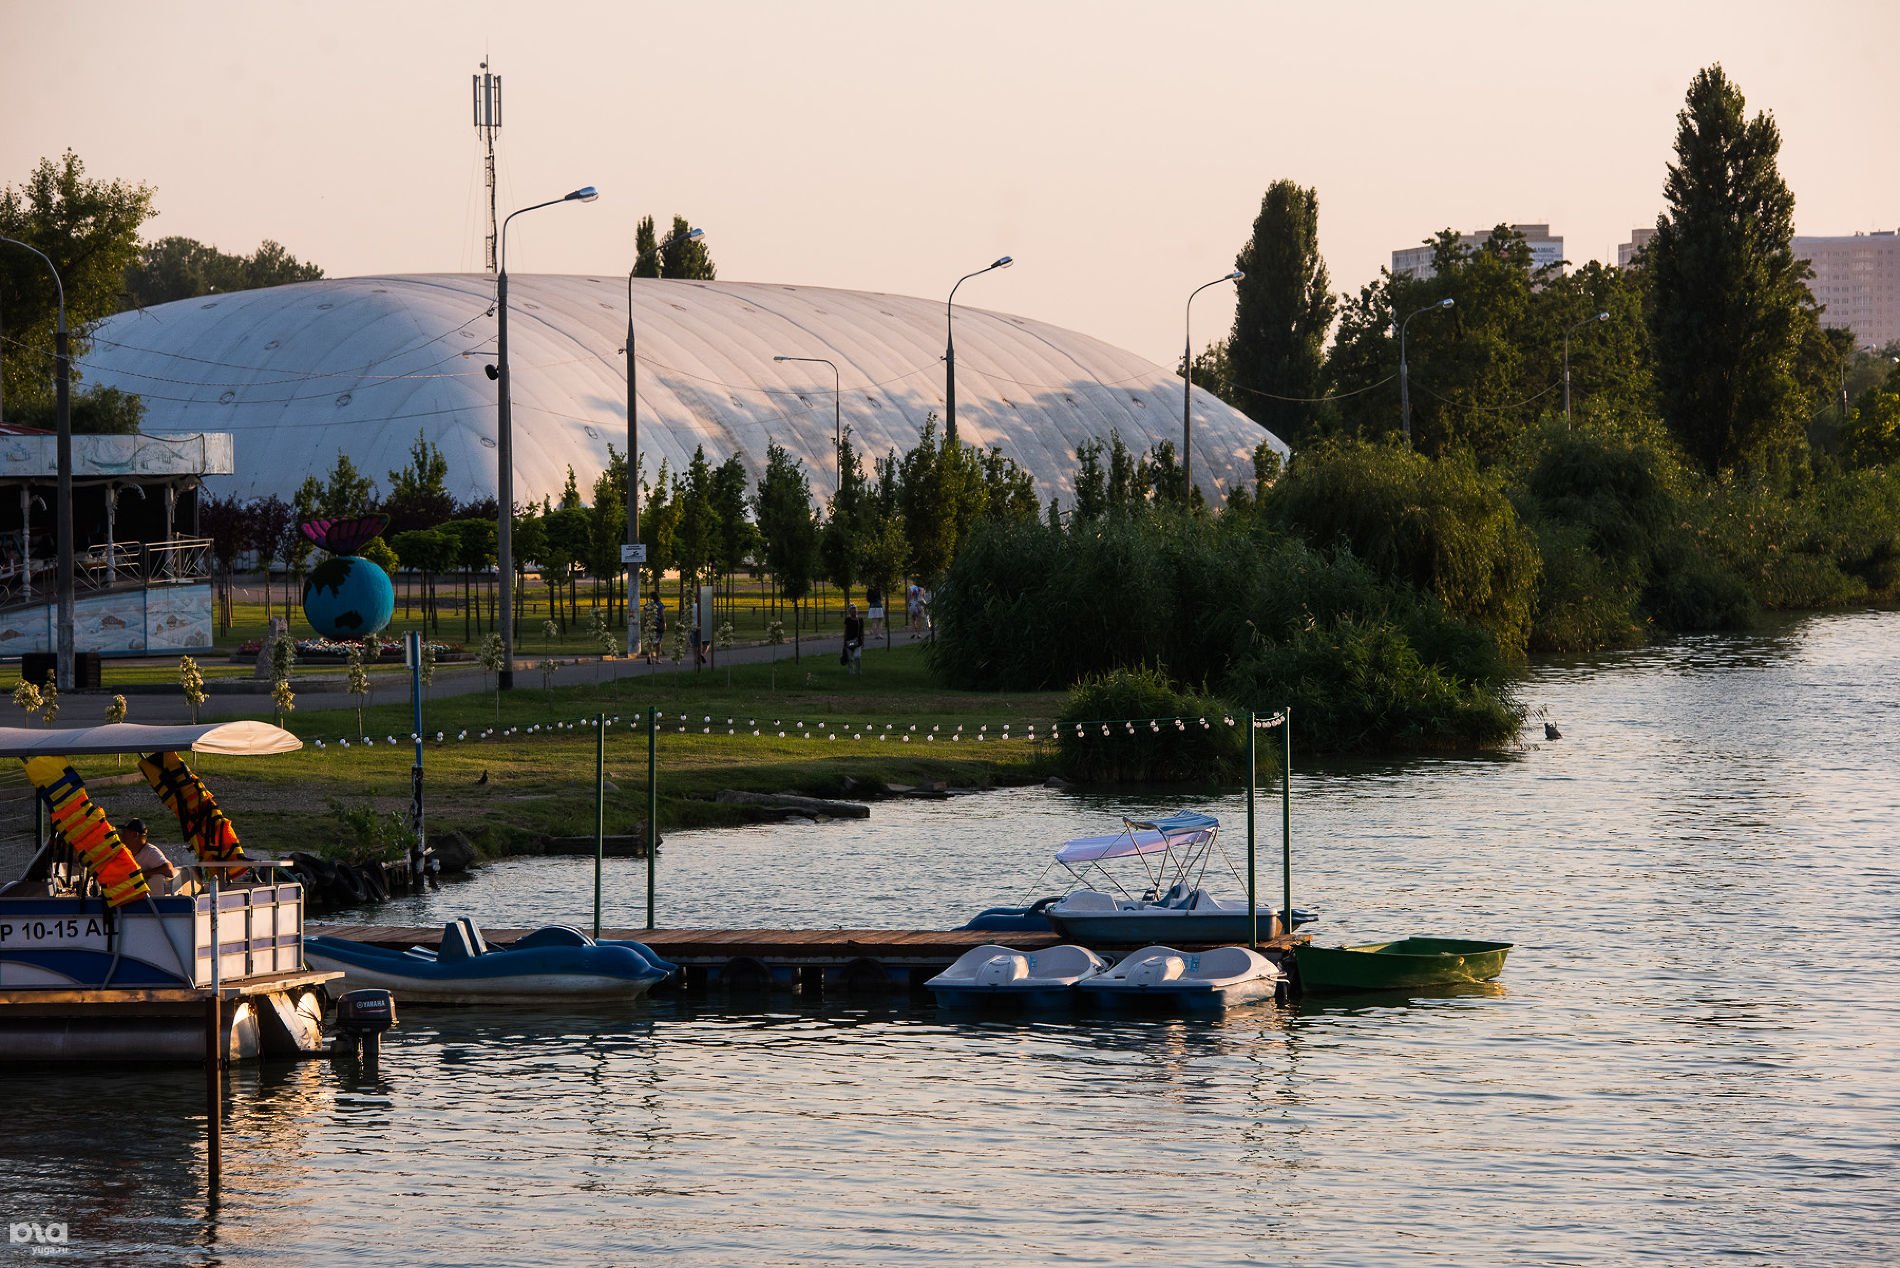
[407,631,425,886]
[1282,706,1292,944]
[1246,709,1258,948]
[594,711,605,940]
[205,872,222,1187]
[646,705,658,929]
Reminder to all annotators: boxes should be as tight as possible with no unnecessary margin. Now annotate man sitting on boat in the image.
[120,817,186,896]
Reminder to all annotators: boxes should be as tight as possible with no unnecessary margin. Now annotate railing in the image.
[0,535,214,608]
[145,536,213,585]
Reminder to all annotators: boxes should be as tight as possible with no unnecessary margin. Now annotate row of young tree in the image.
[198,411,1097,649]
[1194,65,1900,478]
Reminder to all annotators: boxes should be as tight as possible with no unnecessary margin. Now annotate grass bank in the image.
[107,645,1063,859]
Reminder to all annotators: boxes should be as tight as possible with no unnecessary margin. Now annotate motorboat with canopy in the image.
[957,811,1316,944]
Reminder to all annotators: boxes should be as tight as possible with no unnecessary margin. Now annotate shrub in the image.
[1055,667,1248,784]
[321,800,415,866]
[1223,615,1520,753]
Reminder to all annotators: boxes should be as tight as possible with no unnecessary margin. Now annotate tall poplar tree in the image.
[1227,180,1336,448]
[1647,65,1813,474]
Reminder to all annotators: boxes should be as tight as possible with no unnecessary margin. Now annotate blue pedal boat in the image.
[304,919,672,1004]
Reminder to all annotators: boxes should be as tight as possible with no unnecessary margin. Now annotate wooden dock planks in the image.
[311,924,1306,970]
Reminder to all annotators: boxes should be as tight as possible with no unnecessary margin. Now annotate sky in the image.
[4,0,1897,367]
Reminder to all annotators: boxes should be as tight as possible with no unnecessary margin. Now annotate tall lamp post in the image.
[1183,269,1243,499]
[1399,297,1454,446]
[0,236,72,690]
[495,185,598,688]
[1563,310,1611,425]
[945,255,1012,445]
[772,356,843,495]
[625,226,705,658]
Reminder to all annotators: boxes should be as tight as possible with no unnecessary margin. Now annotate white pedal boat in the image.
[925,943,1108,1007]
[1077,944,1283,1012]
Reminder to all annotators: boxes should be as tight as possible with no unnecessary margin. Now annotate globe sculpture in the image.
[300,515,395,639]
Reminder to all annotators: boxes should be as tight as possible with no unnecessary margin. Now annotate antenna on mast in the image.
[472,60,503,274]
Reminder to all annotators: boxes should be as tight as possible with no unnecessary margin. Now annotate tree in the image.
[633,213,717,279]
[441,517,497,639]
[200,493,251,632]
[1647,65,1813,475]
[710,452,757,602]
[121,235,322,310]
[754,443,820,659]
[249,494,294,620]
[320,451,375,518]
[0,151,156,417]
[1226,180,1336,447]
[897,414,967,585]
[289,475,323,597]
[673,447,721,599]
[383,430,454,535]
[1325,228,1542,462]
[661,215,715,280]
[638,459,681,596]
[821,433,868,601]
[1073,439,1108,520]
[5,383,145,434]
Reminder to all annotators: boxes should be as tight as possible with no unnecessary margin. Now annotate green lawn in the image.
[33,644,1065,860]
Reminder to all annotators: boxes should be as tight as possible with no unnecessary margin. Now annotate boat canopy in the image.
[0,721,303,759]
[1055,811,1219,864]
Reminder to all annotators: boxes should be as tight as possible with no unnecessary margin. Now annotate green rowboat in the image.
[1296,937,1512,992]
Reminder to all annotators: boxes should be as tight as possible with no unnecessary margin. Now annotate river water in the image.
[5,611,1897,1264]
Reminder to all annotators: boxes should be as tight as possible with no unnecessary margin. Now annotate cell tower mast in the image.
[472,61,503,274]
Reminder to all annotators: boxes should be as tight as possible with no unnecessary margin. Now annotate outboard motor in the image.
[333,988,397,1070]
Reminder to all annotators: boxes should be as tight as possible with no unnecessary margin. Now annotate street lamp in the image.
[1183,269,1243,500]
[495,185,598,689]
[1563,310,1611,425]
[0,235,72,690]
[773,356,843,496]
[1399,297,1454,446]
[625,225,705,658]
[945,255,1012,446]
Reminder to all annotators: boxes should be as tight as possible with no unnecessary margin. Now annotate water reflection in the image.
[10,611,1900,1263]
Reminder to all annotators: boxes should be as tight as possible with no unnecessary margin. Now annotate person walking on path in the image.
[645,595,665,664]
[842,602,864,674]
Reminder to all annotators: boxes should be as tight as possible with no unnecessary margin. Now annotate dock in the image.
[309,925,1308,993]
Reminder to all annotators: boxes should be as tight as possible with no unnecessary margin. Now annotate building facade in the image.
[1796,231,1900,348]
[1392,224,1565,279]
[1619,226,1900,347]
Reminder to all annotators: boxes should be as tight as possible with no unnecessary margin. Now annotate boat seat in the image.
[1054,889,1118,912]
[438,919,489,962]
[514,925,594,950]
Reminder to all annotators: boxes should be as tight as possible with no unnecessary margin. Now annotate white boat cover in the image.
[1055,811,1218,864]
[0,721,303,759]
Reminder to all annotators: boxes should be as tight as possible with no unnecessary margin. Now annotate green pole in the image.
[1246,709,1258,949]
[593,710,605,940]
[646,704,658,929]
[1282,706,1292,944]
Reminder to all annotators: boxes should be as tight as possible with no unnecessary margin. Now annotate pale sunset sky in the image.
[4,0,1895,364]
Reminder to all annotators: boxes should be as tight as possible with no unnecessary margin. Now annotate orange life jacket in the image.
[22,756,151,908]
[139,749,250,881]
